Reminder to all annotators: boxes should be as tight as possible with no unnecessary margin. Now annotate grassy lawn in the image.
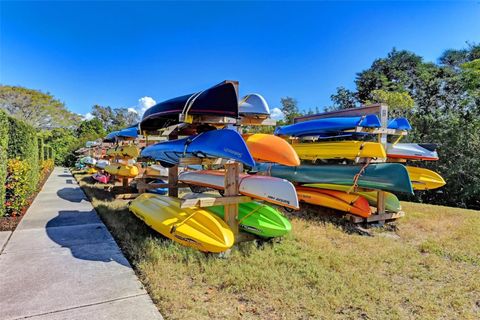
[74,172,480,320]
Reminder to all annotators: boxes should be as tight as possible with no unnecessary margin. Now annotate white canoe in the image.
[387,143,438,161]
[95,159,110,170]
[178,170,299,210]
[82,156,97,165]
[239,93,270,117]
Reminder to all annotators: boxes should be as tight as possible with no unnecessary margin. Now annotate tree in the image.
[76,118,106,142]
[90,105,138,132]
[326,87,358,111]
[280,97,300,124]
[366,90,415,117]
[0,86,81,129]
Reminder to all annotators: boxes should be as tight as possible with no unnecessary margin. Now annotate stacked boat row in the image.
[268,114,445,217]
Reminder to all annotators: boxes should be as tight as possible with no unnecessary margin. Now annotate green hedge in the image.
[38,137,45,161]
[0,110,8,216]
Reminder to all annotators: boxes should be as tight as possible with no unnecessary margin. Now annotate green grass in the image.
[75,172,480,320]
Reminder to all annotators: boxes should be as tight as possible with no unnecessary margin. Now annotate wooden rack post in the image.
[223,162,240,237]
[168,132,179,198]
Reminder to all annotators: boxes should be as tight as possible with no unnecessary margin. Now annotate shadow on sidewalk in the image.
[57,187,89,203]
[46,210,130,267]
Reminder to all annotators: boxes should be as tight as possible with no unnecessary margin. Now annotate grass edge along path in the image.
[74,172,480,320]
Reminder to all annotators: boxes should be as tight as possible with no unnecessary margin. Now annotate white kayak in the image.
[239,93,270,117]
[387,143,438,161]
[95,159,110,170]
[82,156,97,165]
[178,170,299,210]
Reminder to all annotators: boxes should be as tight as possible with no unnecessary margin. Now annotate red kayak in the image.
[92,172,110,184]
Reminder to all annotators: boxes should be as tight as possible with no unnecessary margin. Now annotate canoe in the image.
[243,134,300,166]
[117,125,139,139]
[387,143,439,161]
[387,118,412,130]
[129,194,234,253]
[239,94,270,117]
[296,186,371,218]
[178,170,299,210]
[92,172,110,184]
[274,115,381,137]
[292,141,386,161]
[208,202,291,238]
[140,129,255,168]
[104,164,139,178]
[140,81,239,131]
[303,183,402,212]
[406,166,446,190]
[95,159,110,170]
[255,163,414,194]
[106,145,140,159]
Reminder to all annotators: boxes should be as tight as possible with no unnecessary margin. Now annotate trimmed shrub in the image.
[0,110,8,217]
[5,159,32,216]
[6,117,39,213]
[38,137,44,161]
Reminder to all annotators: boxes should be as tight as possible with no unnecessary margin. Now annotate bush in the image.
[40,159,54,182]
[0,110,8,217]
[38,137,44,161]
[5,159,32,216]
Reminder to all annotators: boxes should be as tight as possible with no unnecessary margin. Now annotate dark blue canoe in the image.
[274,115,381,137]
[140,129,255,167]
[140,81,239,131]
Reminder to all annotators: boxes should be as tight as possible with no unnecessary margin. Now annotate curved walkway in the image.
[0,167,162,320]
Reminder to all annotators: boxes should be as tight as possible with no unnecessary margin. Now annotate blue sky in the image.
[1,1,479,118]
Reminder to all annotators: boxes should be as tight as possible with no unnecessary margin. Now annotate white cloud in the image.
[270,107,285,121]
[133,96,156,116]
[83,112,94,120]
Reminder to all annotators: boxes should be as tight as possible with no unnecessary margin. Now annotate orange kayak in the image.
[296,186,371,218]
[243,133,300,166]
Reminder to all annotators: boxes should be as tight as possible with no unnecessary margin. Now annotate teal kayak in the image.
[254,163,414,194]
[208,202,291,238]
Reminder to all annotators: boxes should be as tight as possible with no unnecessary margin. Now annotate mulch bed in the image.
[0,169,53,232]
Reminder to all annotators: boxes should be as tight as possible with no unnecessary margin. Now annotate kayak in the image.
[104,164,139,178]
[296,186,371,218]
[303,183,402,212]
[387,118,412,131]
[178,170,299,210]
[274,115,381,137]
[145,165,169,177]
[387,143,439,161]
[292,141,386,161]
[117,125,139,139]
[208,202,291,238]
[146,179,168,195]
[140,129,255,168]
[129,194,234,253]
[106,145,140,159]
[95,159,110,170]
[81,156,96,165]
[406,166,446,190]
[243,133,300,166]
[92,172,110,184]
[140,81,239,131]
[255,163,414,194]
[86,166,98,174]
[239,93,270,117]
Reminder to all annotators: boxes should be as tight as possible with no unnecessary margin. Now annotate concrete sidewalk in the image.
[0,167,162,320]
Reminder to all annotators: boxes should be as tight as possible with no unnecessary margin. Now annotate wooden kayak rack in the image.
[295,103,409,225]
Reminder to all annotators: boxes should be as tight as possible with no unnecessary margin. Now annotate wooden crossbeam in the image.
[180,195,253,209]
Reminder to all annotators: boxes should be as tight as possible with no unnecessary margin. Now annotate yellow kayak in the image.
[106,145,140,159]
[292,141,386,161]
[406,166,446,190]
[104,164,139,178]
[86,167,98,174]
[129,194,234,253]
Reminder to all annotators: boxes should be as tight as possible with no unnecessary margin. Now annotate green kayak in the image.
[208,202,291,238]
[255,163,414,194]
[303,183,402,212]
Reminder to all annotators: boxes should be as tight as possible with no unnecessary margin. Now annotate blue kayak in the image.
[117,124,139,139]
[274,115,381,137]
[140,129,256,167]
[387,118,412,130]
[146,179,168,195]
